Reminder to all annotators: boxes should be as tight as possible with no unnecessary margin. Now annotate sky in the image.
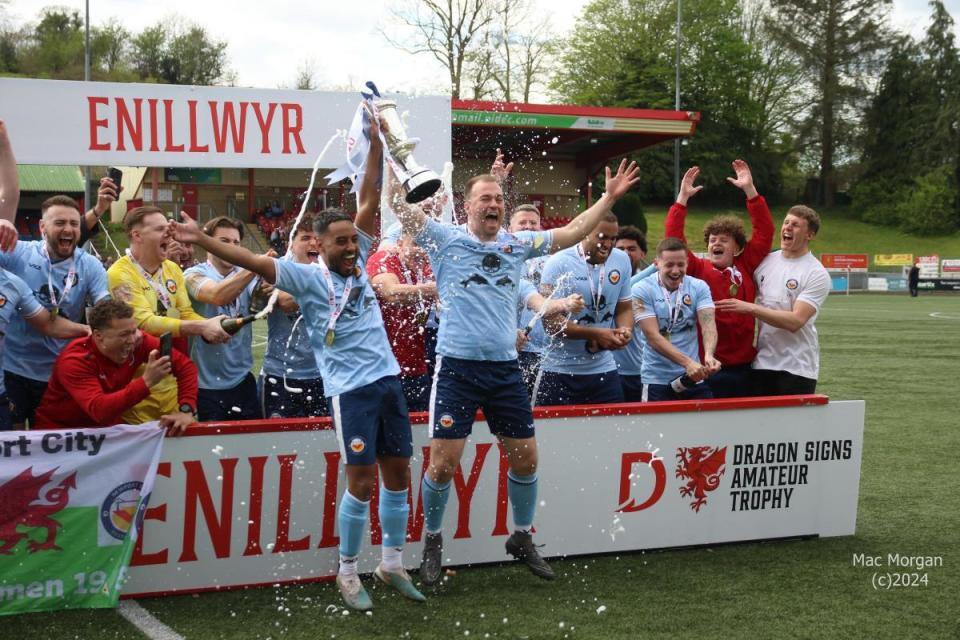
[4,0,959,99]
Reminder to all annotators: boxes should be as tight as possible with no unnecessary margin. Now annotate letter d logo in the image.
[616,452,666,512]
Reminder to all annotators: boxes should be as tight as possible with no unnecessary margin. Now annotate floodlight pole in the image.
[673,0,682,197]
[83,0,93,215]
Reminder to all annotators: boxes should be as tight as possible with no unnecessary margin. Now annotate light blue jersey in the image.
[0,241,109,381]
[615,264,657,376]
[274,230,399,397]
[417,218,553,361]
[261,303,322,380]
[540,246,633,375]
[185,261,256,390]
[517,257,548,354]
[0,270,44,397]
[633,274,714,384]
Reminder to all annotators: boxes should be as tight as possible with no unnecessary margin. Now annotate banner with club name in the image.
[0,78,451,171]
[122,397,864,597]
[0,424,164,616]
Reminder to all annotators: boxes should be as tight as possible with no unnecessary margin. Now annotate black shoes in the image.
[505,531,556,580]
[419,532,443,586]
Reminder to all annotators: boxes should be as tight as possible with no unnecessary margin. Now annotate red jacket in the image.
[34,331,198,429]
[366,250,434,377]
[664,195,774,366]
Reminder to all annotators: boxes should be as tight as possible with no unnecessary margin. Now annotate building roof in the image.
[452,99,700,169]
[17,164,84,193]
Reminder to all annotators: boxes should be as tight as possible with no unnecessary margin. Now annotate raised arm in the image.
[171,212,277,284]
[388,169,428,238]
[0,120,20,250]
[186,269,258,307]
[355,114,383,237]
[666,166,704,242]
[550,159,640,251]
[729,159,774,270]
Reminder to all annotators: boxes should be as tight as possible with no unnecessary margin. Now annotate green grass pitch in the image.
[6,293,960,639]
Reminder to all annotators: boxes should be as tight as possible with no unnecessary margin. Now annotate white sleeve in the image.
[797,267,831,310]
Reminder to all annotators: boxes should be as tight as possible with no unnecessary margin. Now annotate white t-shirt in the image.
[752,250,831,380]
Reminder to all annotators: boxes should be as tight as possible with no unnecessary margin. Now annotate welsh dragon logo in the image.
[675,447,727,512]
[0,466,77,554]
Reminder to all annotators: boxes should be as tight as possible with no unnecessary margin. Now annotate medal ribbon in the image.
[40,241,77,313]
[725,265,743,288]
[658,275,684,334]
[316,258,354,341]
[576,243,606,321]
[126,249,172,310]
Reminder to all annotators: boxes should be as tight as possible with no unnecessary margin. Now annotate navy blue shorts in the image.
[330,375,413,465]
[4,371,47,427]
[706,364,753,398]
[400,374,430,413]
[620,373,644,403]
[430,356,534,440]
[517,350,542,396]
[259,373,328,418]
[534,369,624,406]
[643,381,713,402]
[198,372,263,422]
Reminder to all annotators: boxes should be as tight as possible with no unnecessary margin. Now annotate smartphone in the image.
[107,167,123,189]
[159,332,172,358]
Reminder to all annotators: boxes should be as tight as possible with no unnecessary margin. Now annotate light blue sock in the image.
[337,491,369,559]
[378,485,409,549]
[421,475,451,534]
[508,471,538,531]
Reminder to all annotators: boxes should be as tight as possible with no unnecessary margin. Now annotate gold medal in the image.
[50,307,59,318]
[414,309,428,326]
[325,329,335,346]
[729,283,738,296]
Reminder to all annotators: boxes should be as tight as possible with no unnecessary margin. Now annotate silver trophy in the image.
[375,98,442,204]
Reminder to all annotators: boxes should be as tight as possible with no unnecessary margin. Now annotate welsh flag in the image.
[0,424,164,616]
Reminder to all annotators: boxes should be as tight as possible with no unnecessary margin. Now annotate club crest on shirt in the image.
[501,244,513,254]
[63,272,79,287]
[439,414,455,429]
[682,294,693,306]
[349,436,366,454]
[0,293,6,307]
[786,278,799,290]
[165,278,178,294]
[608,270,621,284]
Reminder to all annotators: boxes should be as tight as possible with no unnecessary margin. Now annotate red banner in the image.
[821,254,868,270]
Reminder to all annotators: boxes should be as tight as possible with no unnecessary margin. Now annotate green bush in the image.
[895,167,958,236]
[851,178,907,227]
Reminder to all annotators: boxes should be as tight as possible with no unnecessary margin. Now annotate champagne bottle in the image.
[221,314,257,336]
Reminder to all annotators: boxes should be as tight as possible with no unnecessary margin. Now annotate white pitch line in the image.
[117,600,185,640]
[929,312,960,320]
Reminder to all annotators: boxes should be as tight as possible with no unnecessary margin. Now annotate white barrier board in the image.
[0,78,451,170]
[124,398,864,597]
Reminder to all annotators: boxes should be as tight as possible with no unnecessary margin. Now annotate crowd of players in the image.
[0,113,831,609]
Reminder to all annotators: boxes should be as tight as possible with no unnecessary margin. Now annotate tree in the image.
[765,0,892,207]
[551,0,789,204]
[130,19,229,85]
[382,0,495,98]
[292,59,317,91]
[92,18,129,75]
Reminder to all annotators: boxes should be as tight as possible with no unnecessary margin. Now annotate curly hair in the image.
[702,215,747,250]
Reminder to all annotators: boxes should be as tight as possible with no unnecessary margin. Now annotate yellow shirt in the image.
[107,255,204,423]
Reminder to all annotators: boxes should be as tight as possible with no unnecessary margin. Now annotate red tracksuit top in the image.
[33,331,198,429]
[664,195,774,366]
